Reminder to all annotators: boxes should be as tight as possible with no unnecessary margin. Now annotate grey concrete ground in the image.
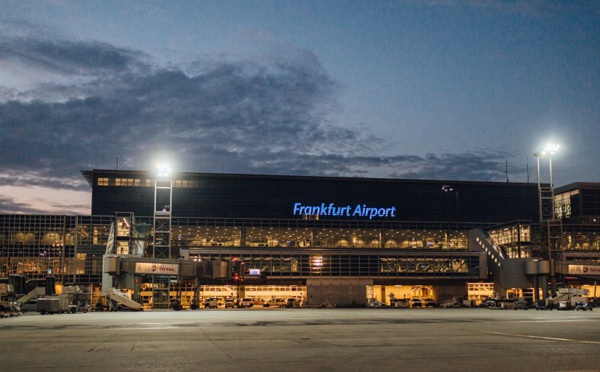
[1,308,599,372]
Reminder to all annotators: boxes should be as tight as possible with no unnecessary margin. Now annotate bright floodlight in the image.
[534,143,560,157]
[544,143,560,155]
[156,163,171,179]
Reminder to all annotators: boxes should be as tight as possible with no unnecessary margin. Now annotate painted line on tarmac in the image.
[478,331,600,345]
[136,323,182,329]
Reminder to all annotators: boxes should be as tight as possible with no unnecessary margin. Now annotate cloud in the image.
[0,20,149,76]
[0,194,59,214]
[0,194,49,214]
[0,185,90,214]
[413,0,573,16]
[0,23,519,214]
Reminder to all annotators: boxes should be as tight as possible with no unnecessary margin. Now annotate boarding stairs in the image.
[16,286,46,305]
[107,288,142,311]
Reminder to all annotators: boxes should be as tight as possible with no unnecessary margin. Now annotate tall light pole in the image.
[534,143,560,298]
[153,163,173,259]
[534,143,559,223]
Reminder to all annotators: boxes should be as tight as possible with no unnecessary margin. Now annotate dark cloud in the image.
[0,192,88,214]
[0,195,46,214]
[0,30,149,76]
[0,25,517,208]
[416,0,583,16]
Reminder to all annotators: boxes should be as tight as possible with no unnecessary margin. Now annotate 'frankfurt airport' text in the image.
[293,202,396,220]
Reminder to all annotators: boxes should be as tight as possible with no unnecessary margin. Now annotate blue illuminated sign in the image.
[293,202,396,220]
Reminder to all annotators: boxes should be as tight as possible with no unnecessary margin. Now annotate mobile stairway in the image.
[16,286,46,306]
[106,288,142,311]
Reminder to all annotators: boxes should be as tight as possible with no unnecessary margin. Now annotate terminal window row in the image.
[98,177,199,188]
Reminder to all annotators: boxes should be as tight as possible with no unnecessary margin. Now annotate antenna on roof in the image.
[116,156,119,170]
[526,158,529,183]
[505,160,509,182]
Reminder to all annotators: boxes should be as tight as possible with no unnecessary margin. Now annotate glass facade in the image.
[555,183,600,224]
[0,215,110,285]
[192,249,482,278]
[172,219,472,250]
[2,214,600,287]
[2,172,600,292]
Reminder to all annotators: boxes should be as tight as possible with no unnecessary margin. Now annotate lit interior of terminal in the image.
[2,169,600,311]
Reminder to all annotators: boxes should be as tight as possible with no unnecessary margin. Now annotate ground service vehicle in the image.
[367,299,386,308]
[541,288,589,310]
[286,298,301,308]
[423,298,436,307]
[392,299,410,308]
[37,296,72,314]
[170,299,183,311]
[37,285,87,314]
[0,283,20,316]
[440,297,463,308]
[574,301,593,311]
[410,298,423,308]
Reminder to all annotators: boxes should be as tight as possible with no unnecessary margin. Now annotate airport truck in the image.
[0,283,21,317]
[37,286,85,314]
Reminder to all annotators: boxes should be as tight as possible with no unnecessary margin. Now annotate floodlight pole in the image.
[153,164,173,259]
[534,144,560,298]
[534,145,559,224]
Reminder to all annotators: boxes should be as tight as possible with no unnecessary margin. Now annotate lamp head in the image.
[156,163,171,179]
[534,143,560,157]
[544,143,560,155]
[441,185,453,192]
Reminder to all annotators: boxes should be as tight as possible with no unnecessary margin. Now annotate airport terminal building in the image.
[1,170,600,309]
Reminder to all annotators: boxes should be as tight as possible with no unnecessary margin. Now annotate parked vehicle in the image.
[391,299,410,308]
[557,300,571,310]
[0,283,21,316]
[513,298,530,310]
[264,298,286,308]
[240,298,254,308]
[367,299,386,308]
[225,299,235,308]
[170,299,183,311]
[410,298,422,308]
[37,296,73,314]
[20,299,38,313]
[286,298,301,308]
[204,298,220,309]
[440,297,462,308]
[574,301,593,311]
[423,298,436,308]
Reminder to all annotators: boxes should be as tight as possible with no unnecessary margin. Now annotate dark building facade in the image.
[82,169,539,223]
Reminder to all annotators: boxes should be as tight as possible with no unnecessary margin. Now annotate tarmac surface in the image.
[1,307,599,371]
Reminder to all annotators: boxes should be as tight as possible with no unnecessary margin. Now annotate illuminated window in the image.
[173,180,199,188]
[76,253,86,275]
[98,178,109,186]
[115,178,134,186]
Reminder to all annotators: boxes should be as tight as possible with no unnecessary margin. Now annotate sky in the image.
[0,0,599,215]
